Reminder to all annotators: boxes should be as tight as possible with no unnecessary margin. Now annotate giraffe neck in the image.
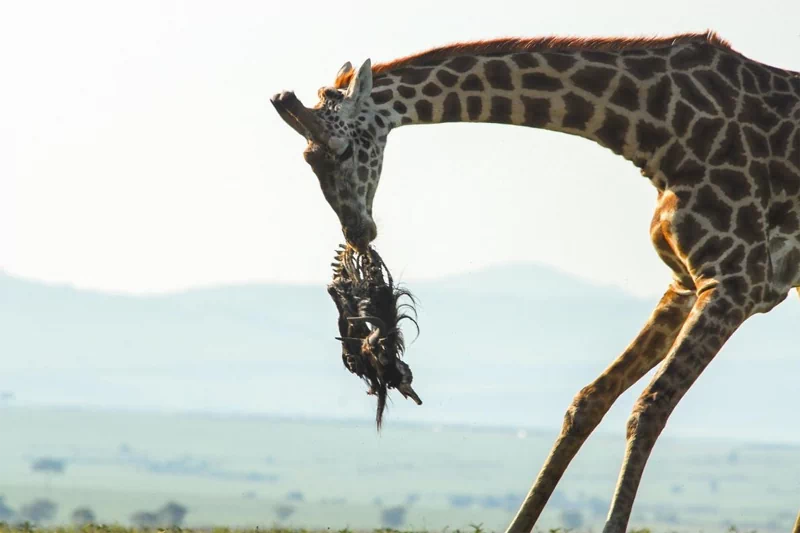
[367,42,706,177]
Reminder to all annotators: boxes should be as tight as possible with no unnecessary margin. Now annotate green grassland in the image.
[0,526,771,533]
[2,406,797,533]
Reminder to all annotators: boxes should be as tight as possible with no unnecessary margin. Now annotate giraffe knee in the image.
[625,391,670,441]
[561,383,611,439]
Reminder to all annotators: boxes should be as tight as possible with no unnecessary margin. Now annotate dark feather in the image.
[327,244,422,430]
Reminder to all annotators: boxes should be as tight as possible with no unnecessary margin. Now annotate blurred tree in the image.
[274,504,295,521]
[19,499,58,523]
[380,506,407,528]
[130,511,158,528]
[71,506,96,526]
[561,509,585,529]
[30,458,66,475]
[156,501,188,527]
[0,496,16,521]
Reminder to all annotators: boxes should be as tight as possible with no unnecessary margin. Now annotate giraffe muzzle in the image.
[270,91,332,146]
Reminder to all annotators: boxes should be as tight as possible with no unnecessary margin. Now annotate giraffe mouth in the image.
[270,91,332,146]
[343,220,378,252]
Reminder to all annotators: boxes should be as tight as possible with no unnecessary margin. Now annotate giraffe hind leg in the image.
[602,286,750,533]
[504,283,696,533]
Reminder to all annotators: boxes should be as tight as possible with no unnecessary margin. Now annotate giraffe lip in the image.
[270,90,330,145]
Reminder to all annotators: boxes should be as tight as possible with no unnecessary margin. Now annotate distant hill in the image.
[1,264,798,442]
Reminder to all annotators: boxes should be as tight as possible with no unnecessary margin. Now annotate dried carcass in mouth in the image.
[327,244,421,429]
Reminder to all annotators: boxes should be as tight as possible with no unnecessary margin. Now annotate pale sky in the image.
[1,0,798,298]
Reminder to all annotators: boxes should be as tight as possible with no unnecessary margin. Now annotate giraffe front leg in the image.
[504,283,695,533]
[602,286,748,533]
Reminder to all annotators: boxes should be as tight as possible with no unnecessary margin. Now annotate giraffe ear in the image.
[343,59,372,108]
[336,61,354,80]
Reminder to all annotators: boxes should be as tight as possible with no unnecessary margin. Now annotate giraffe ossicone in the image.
[271,30,800,533]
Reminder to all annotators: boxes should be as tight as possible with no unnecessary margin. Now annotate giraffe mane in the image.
[334,30,732,89]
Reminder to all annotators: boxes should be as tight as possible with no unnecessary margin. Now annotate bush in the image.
[274,505,295,521]
[380,506,407,528]
[561,509,585,529]
[19,499,57,524]
[71,507,96,526]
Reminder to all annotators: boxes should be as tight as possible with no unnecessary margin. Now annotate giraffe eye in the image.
[337,143,354,161]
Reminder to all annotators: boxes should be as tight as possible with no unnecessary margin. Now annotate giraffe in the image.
[270,30,800,533]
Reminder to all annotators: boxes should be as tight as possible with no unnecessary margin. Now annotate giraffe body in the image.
[270,31,800,533]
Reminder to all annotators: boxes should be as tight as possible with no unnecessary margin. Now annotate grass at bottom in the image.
[1,524,760,533]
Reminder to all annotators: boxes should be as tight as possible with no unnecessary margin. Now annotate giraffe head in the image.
[271,59,384,251]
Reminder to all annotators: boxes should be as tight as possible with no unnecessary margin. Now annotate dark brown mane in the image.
[334,30,731,89]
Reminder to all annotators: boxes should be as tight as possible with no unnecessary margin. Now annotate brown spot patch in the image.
[709,168,751,201]
[769,161,800,196]
[744,63,771,92]
[673,212,707,254]
[571,65,617,97]
[767,200,793,228]
[693,70,738,117]
[582,50,618,65]
[415,100,433,122]
[769,121,794,157]
[746,244,768,283]
[694,184,733,231]
[521,96,551,127]
[741,68,757,93]
[646,76,672,120]
[522,72,563,91]
[670,43,716,70]
[485,59,513,90]
[660,143,686,175]
[719,243,747,273]
[764,93,796,115]
[397,85,416,98]
[672,72,716,114]
[441,93,462,122]
[709,123,747,167]
[738,95,780,132]
[460,74,484,91]
[466,96,482,120]
[396,67,433,85]
[734,204,763,244]
[772,75,790,93]
[749,161,771,208]
[594,109,629,154]
[489,96,513,123]
[636,121,671,153]
[610,75,640,111]
[625,56,667,80]
[688,235,730,271]
[687,117,725,162]
[422,82,442,97]
[671,100,694,137]
[373,76,395,88]
[562,92,594,129]
[716,54,742,89]
[511,53,539,69]
[435,69,459,87]
[446,56,478,73]
[743,126,770,159]
[671,156,706,187]
[544,52,578,72]
[371,89,393,105]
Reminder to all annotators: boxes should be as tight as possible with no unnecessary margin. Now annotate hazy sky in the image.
[2,0,798,298]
